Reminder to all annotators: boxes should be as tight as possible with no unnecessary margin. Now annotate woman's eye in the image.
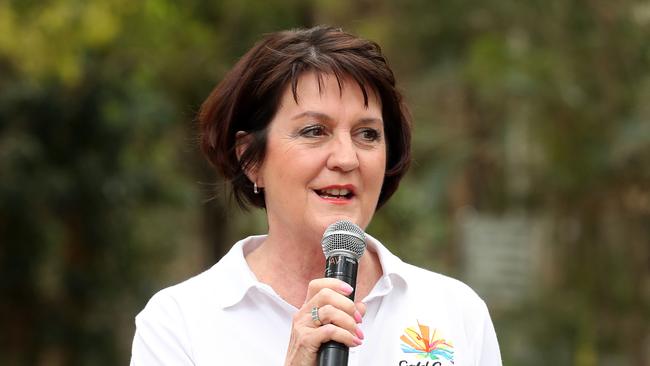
[359,128,381,142]
[299,125,326,138]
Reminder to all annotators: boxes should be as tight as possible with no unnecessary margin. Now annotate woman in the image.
[131,26,501,366]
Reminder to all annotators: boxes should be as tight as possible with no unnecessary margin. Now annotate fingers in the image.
[306,278,354,300]
[304,279,364,343]
[306,278,363,323]
[314,323,363,347]
[355,301,366,318]
[315,304,363,340]
[284,279,365,365]
[311,287,357,316]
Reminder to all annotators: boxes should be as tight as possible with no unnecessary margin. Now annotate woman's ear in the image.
[235,131,260,185]
[235,131,251,162]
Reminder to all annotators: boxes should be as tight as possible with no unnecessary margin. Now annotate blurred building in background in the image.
[460,210,548,309]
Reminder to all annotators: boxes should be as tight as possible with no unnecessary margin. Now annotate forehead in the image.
[283,71,382,110]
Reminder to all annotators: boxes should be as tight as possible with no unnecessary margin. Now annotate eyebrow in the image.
[291,111,383,125]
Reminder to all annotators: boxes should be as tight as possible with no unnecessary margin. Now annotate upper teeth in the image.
[323,188,350,196]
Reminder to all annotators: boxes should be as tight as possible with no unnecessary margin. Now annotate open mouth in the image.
[314,187,355,200]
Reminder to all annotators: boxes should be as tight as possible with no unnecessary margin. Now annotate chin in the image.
[315,213,367,233]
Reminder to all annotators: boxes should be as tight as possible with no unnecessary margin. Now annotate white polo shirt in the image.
[131,235,502,366]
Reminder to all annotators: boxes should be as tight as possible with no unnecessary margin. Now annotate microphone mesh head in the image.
[321,220,366,259]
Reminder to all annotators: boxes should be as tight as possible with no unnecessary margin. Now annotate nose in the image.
[326,133,359,172]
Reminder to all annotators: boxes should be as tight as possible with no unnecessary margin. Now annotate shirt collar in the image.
[363,233,409,302]
[213,234,408,309]
[212,235,266,309]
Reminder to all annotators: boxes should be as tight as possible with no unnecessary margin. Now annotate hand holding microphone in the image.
[317,221,366,366]
[284,221,367,366]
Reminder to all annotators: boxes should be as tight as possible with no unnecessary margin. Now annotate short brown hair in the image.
[198,25,411,209]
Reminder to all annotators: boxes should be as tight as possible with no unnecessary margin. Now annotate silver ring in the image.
[311,306,322,326]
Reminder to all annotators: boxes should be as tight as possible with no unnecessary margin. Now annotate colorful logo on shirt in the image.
[400,321,454,364]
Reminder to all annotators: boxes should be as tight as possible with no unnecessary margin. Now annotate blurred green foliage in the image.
[1,1,648,365]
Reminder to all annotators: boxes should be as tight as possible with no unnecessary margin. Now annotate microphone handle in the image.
[318,254,359,366]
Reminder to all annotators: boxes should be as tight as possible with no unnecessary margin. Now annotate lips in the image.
[314,185,355,200]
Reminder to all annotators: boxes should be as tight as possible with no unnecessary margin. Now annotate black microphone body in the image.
[318,254,359,366]
[318,221,367,366]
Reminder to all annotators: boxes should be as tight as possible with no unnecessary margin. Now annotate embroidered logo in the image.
[399,321,454,364]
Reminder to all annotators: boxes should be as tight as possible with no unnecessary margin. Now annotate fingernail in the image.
[355,326,365,340]
[353,336,363,346]
[340,282,353,294]
[354,310,362,323]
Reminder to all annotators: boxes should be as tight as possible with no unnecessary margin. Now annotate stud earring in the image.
[253,182,259,194]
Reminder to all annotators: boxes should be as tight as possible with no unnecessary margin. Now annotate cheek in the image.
[265,149,318,190]
[371,152,387,186]
[363,157,387,202]
[261,141,293,181]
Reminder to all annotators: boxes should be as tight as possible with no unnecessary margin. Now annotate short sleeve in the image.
[475,301,502,366]
[130,291,195,366]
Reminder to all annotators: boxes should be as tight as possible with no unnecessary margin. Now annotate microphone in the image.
[318,220,367,366]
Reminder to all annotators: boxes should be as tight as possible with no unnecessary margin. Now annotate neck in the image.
[245,231,382,308]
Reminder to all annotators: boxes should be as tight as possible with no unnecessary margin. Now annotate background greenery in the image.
[1,0,648,365]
